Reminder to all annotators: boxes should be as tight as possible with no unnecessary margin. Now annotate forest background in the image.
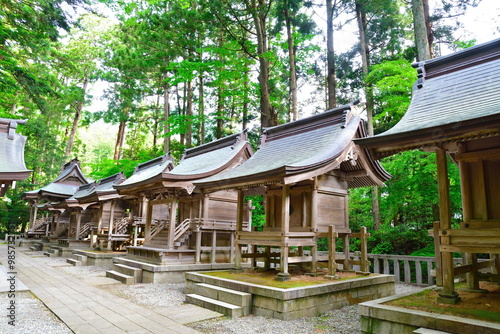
[1,0,499,256]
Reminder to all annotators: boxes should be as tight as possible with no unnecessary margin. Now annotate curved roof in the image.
[74,172,126,203]
[195,103,390,191]
[0,118,31,195]
[356,38,500,158]
[164,130,253,180]
[23,158,89,200]
[114,154,174,192]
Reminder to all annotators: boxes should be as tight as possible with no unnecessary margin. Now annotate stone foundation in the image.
[186,271,395,320]
[359,288,500,334]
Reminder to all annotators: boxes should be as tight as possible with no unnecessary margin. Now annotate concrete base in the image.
[186,271,395,320]
[359,287,500,334]
[112,257,250,284]
[71,250,126,267]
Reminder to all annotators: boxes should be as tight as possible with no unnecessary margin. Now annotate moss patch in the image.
[385,282,500,324]
[202,268,369,289]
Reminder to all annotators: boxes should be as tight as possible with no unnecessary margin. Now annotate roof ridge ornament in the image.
[416,62,426,89]
[341,99,360,129]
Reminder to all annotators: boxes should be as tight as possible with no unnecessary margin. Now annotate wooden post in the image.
[196,228,202,264]
[311,178,318,231]
[211,230,217,263]
[343,233,351,270]
[360,226,369,272]
[168,200,177,248]
[144,200,153,244]
[55,213,61,237]
[327,225,338,278]
[107,200,116,250]
[96,203,104,235]
[433,222,442,286]
[436,148,460,304]
[234,189,244,271]
[277,185,291,281]
[75,212,82,240]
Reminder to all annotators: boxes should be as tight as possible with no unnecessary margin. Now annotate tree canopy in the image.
[1,0,496,255]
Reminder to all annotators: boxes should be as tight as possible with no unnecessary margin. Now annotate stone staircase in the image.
[185,282,252,318]
[66,253,88,266]
[106,262,143,285]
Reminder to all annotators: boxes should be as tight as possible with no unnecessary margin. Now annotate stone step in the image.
[74,254,88,264]
[414,328,452,334]
[43,251,57,257]
[192,283,251,311]
[66,258,82,266]
[113,263,142,283]
[185,294,244,318]
[105,270,135,285]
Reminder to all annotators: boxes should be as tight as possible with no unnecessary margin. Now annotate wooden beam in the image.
[436,148,460,304]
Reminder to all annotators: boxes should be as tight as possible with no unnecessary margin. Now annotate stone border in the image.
[186,271,395,320]
[359,287,500,334]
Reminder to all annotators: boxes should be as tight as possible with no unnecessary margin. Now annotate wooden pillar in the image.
[107,200,116,250]
[55,213,61,237]
[327,225,338,278]
[234,189,244,271]
[211,230,217,263]
[75,212,82,240]
[144,200,153,244]
[433,222,442,286]
[311,178,318,231]
[436,148,460,304]
[277,185,291,281]
[360,226,369,273]
[168,200,177,249]
[195,228,202,264]
[96,204,104,234]
[31,203,39,230]
[343,233,351,270]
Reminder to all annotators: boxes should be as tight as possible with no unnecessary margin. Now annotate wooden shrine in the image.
[195,103,391,280]
[23,158,89,238]
[68,172,133,249]
[113,131,253,265]
[0,118,31,196]
[356,38,500,303]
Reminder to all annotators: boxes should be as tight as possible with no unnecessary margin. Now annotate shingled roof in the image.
[195,103,390,192]
[0,118,31,195]
[355,38,500,158]
[73,172,126,203]
[23,158,89,200]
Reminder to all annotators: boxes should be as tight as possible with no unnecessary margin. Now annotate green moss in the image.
[201,270,366,289]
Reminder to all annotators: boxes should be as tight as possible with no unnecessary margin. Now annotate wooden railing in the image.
[28,218,49,233]
[112,217,130,235]
[367,254,463,286]
[174,218,191,241]
[150,219,168,239]
[52,223,69,238]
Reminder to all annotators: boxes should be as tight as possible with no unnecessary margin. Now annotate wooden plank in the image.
[328,225,337,276]
[441,245,500,254]
[455,147,500,162]
[441,228,500,236]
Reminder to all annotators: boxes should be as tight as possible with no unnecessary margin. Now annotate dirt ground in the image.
[385,281,500,324]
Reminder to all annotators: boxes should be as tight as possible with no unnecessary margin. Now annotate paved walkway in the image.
[0,244,221,334]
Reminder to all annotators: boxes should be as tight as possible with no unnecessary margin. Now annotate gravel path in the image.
[13,249,423,334]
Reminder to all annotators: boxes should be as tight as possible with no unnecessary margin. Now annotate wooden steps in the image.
[185,282,251,318]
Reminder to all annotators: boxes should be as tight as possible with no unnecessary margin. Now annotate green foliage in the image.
[246,195,265,231]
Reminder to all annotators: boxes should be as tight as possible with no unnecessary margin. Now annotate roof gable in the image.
[356,38,500,158]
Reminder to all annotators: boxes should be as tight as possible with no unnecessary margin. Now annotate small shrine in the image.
[356,38,500,306]
[0,118,31,196]
[107,131,253,283]
[195,102,391,280]
[23,158,89,239]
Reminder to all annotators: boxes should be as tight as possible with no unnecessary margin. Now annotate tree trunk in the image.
[186,80,193,148]
[422,0,434,58]
[252,0,277,129]
[163,79,170,154]
[326,0,336,109]
[198,72,205,145]
[65,77,89,157]
[412,0,431,61]
[216,86,224,139]
[284,2,298,121]
[114,118,127,160]
[356,2,380,230]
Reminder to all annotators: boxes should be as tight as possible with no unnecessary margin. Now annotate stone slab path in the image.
[0,244,221,334]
